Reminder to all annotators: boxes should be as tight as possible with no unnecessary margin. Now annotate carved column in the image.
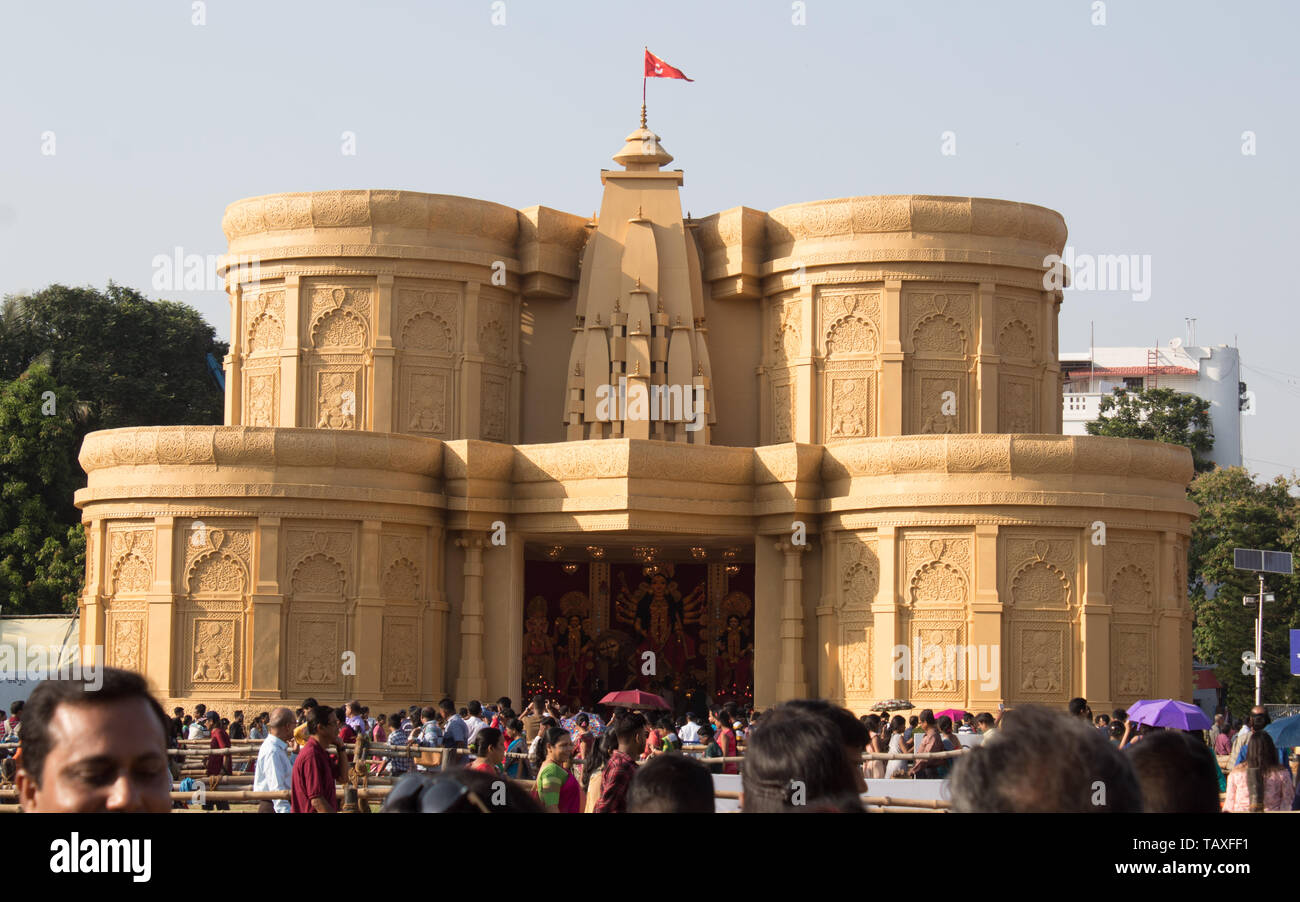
[969,524,1002,708]
[774,539,810,701]
[248,517,285,699]
[1079,527,1111,711]
[880,280,904,436]
[1039,290,1061,433]
[454,533,487,701]
[461,281,483,438]
[280,274,302,426]
[80,520,108,667]
[354,520,386,701]
[817,534,837,699]
[1157,529,1185,699]
[976,282,999,433]
[794,282,815,443]
[145,517,177,697]
[373,275,396,433]
[870,526,902,700]
[224,284,243,425]
[426,525,449,700]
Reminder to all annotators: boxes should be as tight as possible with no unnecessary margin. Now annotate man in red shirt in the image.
[291,704,345,813]
[594,712,646,814]
[203,711,231,810]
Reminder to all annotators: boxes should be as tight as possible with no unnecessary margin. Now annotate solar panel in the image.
[1235,548,1294,574]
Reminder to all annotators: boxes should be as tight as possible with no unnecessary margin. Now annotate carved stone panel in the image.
[820,290,881,356]
[402,368,450,437]
[995,296,1037,363]
[109,527,154,596]
[915,372,962,434]
[1005,536,1075,610]
[244,368,278,428]
[904,535,972,606]
[1012,621,1069,701]
[839,533,879,609]
[771,297,800,363]
[286,529,353,598]
[396,288,459,352]
[109,614,145,674]
[308,286,371,348]
[314,367,361,430]
[182,526,252,597]
[825,371,875,440]
[481,373,508,441]
[382,617,419,692]
[181,600,243,695]
[1106,541,1156,609]
[381,533,423,601]
[1112,628,1154,699]
[478,299,512,363]
[998,374,1037,433]
[839,614,873,705]
[772,380,794,443]
[289,615,343,690]
[906,293,971,354]
[245,290,285,353]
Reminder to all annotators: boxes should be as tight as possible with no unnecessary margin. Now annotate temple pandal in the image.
[75,121,1196,717]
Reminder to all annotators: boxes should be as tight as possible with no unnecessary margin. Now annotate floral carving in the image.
[773,382,794,443]
[1019,628,1063,694]
[295,620,339,684]
[481,376,507,441]
[383,620,418,689]
[382,559,420,599]
[112,618,144,673]
[292,554,346,596]
[829,378,871,438]
[316,372,357,429]
[192,620,234,683]
[840,536,879,608]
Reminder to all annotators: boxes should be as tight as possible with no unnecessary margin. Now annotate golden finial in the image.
[697,362,704,376]
[633,361,642,375]
[635,275,642,290]
[657,296,664,313]
[613,297,620,312]
[640,103,647,129]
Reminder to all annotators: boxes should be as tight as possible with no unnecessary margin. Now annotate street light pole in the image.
[1255,573,1265,707]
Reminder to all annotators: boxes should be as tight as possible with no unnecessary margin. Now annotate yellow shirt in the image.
[293,721,309,745]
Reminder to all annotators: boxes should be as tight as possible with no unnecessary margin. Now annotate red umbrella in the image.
[598,690,670,710]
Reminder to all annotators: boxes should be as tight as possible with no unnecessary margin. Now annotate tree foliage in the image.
[0,363,85,613]
[1085,387,1216,472]
[1187,466,1300,714]
[0,283,227,613]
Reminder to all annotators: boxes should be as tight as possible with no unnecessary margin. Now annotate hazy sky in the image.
[2,0,1296,479]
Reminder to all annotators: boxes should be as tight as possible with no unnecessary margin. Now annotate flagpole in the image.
[642,46,648,127]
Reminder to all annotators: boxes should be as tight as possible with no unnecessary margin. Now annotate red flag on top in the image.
[644,48,693,81]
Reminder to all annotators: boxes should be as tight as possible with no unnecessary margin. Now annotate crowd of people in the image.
[6,668,1298,814]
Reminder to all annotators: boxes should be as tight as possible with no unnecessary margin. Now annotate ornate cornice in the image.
[79,426,442,476]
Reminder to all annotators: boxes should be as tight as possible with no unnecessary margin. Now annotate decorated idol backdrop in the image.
[523,560,754,708]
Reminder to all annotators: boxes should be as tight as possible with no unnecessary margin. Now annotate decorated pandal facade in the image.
[75,123,1197,717]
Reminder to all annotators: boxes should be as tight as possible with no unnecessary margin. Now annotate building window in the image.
[1122,377,1143,390]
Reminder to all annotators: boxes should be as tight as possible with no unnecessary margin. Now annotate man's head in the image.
[1126,731,1221,813]
[306,704,339,743]
[950,704,1141,812]
[975,713,996,733]
[1111,708,1126,724]
[497,696,512,711]
[1213,714,1224,726]
[17,668,172,813]
[439,699,456,717]
[908,715,919,728]
[268,707,295,741]
[468,700,482,719]
[1068,697,1088,718]
[194,703,206,716]
[172,706,184,717]
[781,699,869,792]
[1249,706,1270,732]
[741,705,862,812]
[628,753,715,813]
[204,710,219,727]
[613,712,648,753]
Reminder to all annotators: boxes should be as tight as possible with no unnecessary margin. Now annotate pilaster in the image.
[977,282,999,433]
[454,533,487,701]
[144,517,177,697]
[774,539,810,701]
[280,274,302,426]
[248,517,285,699]
[353,520,386,701]
[1079,529,1111,710]
[968,524,1002,708]
[880,280,904,435]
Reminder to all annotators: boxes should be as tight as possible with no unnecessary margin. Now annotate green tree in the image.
[0,283,227,612]
[1085,387,1216,472]
[0,363,85,613]
[0,282,226,433]
[1187,466,1300,714]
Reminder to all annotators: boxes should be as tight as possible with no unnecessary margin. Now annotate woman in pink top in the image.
[1223,731,1294,812]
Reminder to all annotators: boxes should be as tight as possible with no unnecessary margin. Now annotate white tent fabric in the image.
[0,616,81,705]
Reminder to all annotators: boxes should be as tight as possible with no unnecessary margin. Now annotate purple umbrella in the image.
[1125,699,1211,730]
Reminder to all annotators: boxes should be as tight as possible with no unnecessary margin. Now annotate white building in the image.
[1060,340,1243,469]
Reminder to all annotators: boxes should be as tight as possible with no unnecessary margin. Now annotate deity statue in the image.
[614,568,704,689]
[554,591,595,700]
[523,596,555,688]
[713,591,753,700]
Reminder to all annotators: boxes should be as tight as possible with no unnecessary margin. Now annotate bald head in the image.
[269,706,295,739]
